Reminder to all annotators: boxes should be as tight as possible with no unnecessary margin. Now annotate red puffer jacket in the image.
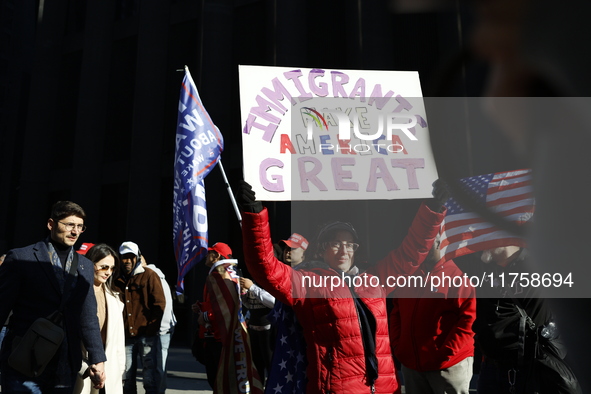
[241,203,444,394]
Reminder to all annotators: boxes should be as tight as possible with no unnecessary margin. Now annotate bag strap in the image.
[61,252,79,310]
[49,252,79,325]
[512,297,536,367]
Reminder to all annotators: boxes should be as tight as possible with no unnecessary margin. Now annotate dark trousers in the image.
[1,361,76,394]
[248,327,274,385]
[203,338,222,390]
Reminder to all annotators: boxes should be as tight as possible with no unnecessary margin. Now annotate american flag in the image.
[265,302,308,394]
[207,261,264,394]
[439,169,534,261]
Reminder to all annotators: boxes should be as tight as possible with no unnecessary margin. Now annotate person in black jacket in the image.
[454,246,580,393]
[0,201,107,392]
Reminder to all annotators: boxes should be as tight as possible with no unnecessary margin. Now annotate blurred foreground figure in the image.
[469,0,591,391]
[456,246,581,393]
[419,0,591,390]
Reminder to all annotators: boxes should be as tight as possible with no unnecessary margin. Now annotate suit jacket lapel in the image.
[33,241,63,295]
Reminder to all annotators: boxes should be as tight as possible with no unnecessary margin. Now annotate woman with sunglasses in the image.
[75,243,126,394]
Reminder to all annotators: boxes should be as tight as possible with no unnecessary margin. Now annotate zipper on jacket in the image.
[326,347,333,392]
[347,285,376,392]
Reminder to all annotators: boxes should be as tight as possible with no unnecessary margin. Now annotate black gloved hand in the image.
[238,180,263,213]
[428,178,451,212]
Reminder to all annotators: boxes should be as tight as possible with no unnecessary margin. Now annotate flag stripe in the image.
[489,169,530,181]
[195,158,220,178]
[440,169,534,261]
[443,237,527,260]
[207,265,264,394]
[488,176,530,188]
[208,271,240,338]
[442,209,532,235]
[488,181,531,195]
[442,226,515,248]
[487,191,532,206]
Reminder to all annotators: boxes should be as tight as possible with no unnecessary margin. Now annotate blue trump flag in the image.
[173,66,224,293]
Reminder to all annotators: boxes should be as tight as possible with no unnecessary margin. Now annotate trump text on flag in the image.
[173,67,223,293]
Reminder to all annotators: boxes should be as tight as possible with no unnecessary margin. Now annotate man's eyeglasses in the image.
[95,265,114,272]
[324,241,359,252]
[58,221,86,233]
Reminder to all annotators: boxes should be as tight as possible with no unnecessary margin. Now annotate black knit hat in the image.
[316,221,358,243]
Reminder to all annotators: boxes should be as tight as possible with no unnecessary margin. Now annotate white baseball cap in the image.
[119,241,140,257]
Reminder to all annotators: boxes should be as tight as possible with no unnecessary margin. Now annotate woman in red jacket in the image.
[237,181,447,394]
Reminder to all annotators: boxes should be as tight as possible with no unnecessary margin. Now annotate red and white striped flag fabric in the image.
[440,169,534,261]
[206,261,264,394]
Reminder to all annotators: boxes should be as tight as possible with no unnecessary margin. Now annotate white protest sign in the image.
[239,65,438,201]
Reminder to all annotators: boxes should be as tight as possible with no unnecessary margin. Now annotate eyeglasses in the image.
[324,241,359,252]
[58,221,86,233]
[95,265,114,272]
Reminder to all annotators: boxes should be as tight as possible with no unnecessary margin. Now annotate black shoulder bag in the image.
[8,253,79,377]
[513,299,582,394]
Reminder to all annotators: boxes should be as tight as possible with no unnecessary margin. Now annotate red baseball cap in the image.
[78,243,95,255]
[281,233,309,250]
[208,242,233,259]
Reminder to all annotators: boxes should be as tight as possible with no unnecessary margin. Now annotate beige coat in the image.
[74,288,126,394]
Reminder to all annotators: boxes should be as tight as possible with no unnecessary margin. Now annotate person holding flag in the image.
[174,65,259,392]
[237,180,447,394]
[439,171,581,393]
[193,242,264,393]
[389,235,476,394]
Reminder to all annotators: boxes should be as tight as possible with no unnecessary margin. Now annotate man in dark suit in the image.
[0,201,107,393]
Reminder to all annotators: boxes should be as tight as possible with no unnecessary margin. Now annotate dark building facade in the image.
[1,0,482,342]
[4,3,591,392]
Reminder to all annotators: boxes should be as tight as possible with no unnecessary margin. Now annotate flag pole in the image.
[217,159,242,228]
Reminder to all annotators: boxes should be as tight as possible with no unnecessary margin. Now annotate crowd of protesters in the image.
[0,202,176,394]
[0,177,582,394]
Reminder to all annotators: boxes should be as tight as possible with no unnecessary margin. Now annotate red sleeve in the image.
[241,208,302,306]
[367,202,445,294]
[439,295,476,358]
[205,308,215,324]
[440,263,477,358]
